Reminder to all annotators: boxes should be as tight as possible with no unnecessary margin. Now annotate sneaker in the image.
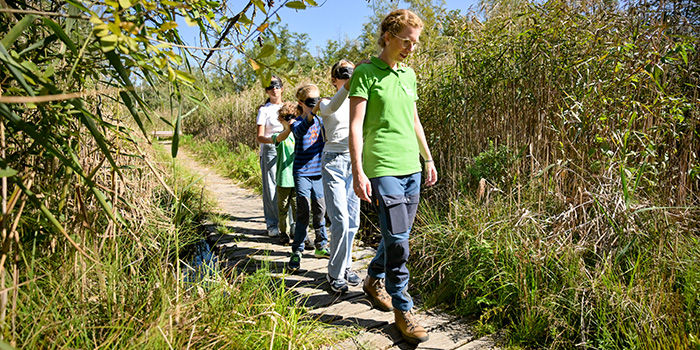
[345,269,361,286]
[327,274,348,293]
[267,227,280,237]
[314,247,330,259]
[288,252,301,272]
[363,276,393,311]
[394,309,429,344]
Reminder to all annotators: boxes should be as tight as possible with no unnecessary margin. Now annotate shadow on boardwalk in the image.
[178,150,500,350]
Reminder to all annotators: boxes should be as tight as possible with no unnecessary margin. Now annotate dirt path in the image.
[176,149,500,350]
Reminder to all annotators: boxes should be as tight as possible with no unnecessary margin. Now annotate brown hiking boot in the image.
[362,276,393,311]
[394,309,429,344]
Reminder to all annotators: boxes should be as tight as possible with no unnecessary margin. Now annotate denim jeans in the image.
[322,152,360,281]
[259,143,278,231]
[367,172,421,312]
[291,175,328,252]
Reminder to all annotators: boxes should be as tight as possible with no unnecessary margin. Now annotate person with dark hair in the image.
[348,9,437,345]
[256,76,287,238]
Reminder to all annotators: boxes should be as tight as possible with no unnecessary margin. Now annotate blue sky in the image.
[178,0,479,58]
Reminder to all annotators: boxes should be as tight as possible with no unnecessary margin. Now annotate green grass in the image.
[410,187,700,349]
[10,142,340,349]
[181,134,263,193]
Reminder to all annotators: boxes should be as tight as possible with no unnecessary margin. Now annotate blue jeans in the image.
[259,143,278,231]
[292,175,328,252]
[322,152,360,280]
[367,173,421,311]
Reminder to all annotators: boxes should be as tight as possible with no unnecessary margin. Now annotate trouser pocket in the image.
[378,194,419,235]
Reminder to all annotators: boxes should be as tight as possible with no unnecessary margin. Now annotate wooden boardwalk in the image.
[178,150,500,350]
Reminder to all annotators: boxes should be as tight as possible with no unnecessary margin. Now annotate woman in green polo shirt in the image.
[348,9,437,345]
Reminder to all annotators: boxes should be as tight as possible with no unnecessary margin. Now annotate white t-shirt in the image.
[256,102,284,148]
[319,86,350,153]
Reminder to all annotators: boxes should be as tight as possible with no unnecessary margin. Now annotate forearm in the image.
[257,125,273,144]
[257,135,275,144]
[413,108,433,161]
[274,128,291,143]
[349,98,366,175]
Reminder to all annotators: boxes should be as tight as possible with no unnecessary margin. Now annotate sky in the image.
[179,0,480,58]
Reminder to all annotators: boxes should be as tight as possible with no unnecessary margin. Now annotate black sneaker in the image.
[327,274,348,293]
[288,252,301,272]
[345,269,361,286]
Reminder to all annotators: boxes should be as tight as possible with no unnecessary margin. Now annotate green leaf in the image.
[0,45,36,96]
[305,0,318,6]
[285,1,306,9]
[257,43,275,58]
[172,95,182,158]
[0,166,17,178]
[65,0,91,14]
[2,15,36,49]
[18,35,58,56]
[175,69,196,84]
[105,51,151,139]
[42,18,78,54]
[620,164,629,209]
[77,109,119,171]
[186,94,212,112]
[252,0,267,14]
[119,91,147,140]
[271,56,289,67]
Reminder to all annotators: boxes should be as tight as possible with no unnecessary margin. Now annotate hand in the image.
[424,161,438,187]
[353,171,372,202]
[278,115,289,128]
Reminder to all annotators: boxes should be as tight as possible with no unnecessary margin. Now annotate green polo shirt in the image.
[348,56,421,179]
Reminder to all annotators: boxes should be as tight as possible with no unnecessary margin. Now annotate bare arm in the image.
[413,103,438,186]
[257,124,275,144]
[274,118,292,142]
[349,97,372,202]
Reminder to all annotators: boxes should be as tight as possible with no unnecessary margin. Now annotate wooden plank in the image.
[332,305,395,329]
[452,335,499,350]
[390,326,474,350]
[331,329,397,350]
[303,290,365,309]
[151,130,181,138]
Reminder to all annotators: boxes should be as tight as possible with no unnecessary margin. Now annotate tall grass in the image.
[6,138,338,349]
[404,1,700,347]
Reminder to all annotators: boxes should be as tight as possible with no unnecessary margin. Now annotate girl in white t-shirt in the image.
[256,76,285,237]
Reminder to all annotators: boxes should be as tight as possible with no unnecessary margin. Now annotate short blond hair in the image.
[295,84,320,101]
[377,9,424,48]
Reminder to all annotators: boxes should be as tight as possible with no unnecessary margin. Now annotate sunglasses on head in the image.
[265,80,283,90]
[334,66,354,80]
